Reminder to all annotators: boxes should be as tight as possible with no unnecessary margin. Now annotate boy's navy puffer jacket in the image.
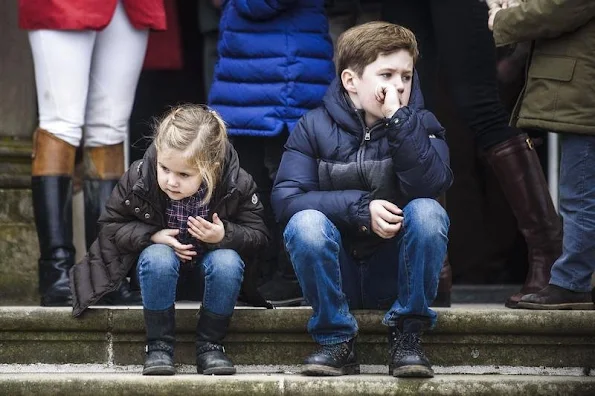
[271,74,453,259]
[208,0,335,137]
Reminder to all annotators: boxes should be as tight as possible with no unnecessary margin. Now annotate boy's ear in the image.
[341,69,358,94]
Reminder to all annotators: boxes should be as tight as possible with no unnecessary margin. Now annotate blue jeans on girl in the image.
[137,244,244,316]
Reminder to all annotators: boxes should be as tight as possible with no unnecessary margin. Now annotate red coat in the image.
[19,0,166,31]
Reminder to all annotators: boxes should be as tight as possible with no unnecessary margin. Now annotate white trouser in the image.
[28,1,149,148]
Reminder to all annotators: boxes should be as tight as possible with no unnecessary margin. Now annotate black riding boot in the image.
[83,144,142,305]
[143,306,176,375]
[32,128,76,307]
[195,309,236,375]
[33,176,76,306]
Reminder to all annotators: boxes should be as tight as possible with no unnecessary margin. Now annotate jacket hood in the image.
[322,70,425,134]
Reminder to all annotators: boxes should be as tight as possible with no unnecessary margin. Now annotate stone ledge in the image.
[0,373,594,396]
[1,307,594,368]
[2,306,593,334]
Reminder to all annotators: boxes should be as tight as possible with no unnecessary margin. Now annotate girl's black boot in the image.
[196,309,236,375]
[142,306,176,375]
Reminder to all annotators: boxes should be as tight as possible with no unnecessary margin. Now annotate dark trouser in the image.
[382,0,518,149]
[231,132,290,282]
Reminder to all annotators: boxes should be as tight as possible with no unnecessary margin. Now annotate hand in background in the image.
[369,199,404,239]
[487,0,520,31]
[375,83,402,119]
[150,229,197,261]
[486,0,519,10]
[211,0,224,9]
[188,213,225,244]
[488,6,502,31]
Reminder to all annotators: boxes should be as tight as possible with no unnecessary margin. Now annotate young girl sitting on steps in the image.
[69,105,271,376]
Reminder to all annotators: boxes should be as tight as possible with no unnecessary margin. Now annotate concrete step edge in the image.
[2,306,595,335]
[0,371,594,396]
[0,364,592,376]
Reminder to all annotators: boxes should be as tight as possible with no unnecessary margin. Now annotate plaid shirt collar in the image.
[165,185,210,247]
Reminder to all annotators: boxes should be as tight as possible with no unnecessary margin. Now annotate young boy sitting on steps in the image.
[271,21,453,378]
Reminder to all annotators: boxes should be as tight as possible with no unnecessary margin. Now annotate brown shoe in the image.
[517,285,594,310]
[484,134,562,308]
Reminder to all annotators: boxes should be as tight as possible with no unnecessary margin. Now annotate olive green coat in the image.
[493,0,595,136]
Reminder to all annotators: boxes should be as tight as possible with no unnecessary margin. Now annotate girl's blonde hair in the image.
[154,104,228,205]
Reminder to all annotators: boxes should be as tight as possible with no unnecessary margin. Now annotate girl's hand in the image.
[150,228,197,261]
[188,213,225,244]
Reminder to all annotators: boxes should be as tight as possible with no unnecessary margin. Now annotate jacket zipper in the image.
[210,190,234,216]
[354,111,382,191]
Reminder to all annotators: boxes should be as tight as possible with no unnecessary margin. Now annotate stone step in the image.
[1,305,594,370]
[0,367,594,396]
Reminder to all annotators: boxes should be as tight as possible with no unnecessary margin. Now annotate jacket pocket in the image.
[528,55,576,81]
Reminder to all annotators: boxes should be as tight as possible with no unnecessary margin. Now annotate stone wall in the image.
[0,2,38,304]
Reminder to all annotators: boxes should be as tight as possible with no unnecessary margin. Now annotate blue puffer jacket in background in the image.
[208,0,335,137]
[271,74,453,259]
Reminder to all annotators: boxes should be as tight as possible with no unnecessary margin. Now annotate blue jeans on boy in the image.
[283,198,449,345]
[137,244,244,316]
[549,134,595,292]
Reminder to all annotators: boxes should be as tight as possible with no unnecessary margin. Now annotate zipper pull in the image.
[364,128,371,141]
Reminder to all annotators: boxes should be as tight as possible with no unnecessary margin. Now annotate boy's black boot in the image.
[389,316,434,378]
[142,306,176,375]
[195,309,236,375]
[302,338,359,376]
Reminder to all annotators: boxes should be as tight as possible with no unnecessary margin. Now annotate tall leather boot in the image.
[484,134,563,308]
[431,194,452,307]
[83,144,142,305]
[432,256,452,307]
[195,309,236,375]
[31,128,77,306]
[143,306,176,375]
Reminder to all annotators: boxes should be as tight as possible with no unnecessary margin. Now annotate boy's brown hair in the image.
[336,21,419,78]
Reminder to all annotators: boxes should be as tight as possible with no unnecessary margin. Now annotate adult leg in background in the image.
[83,1,149,305]
[28,28,95,306]
[519,135,595,310]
